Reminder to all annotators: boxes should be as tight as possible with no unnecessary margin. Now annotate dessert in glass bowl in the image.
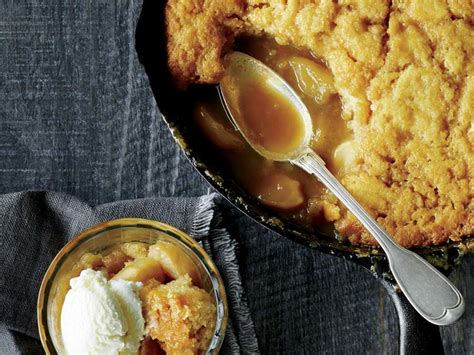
[37,218,228,355]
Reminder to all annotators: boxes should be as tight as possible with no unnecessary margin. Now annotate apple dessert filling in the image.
[166,0,474,248]
[57,241,217,355]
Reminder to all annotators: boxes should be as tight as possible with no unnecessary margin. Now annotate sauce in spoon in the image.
[220,77,305,155]
[220,52,311,160]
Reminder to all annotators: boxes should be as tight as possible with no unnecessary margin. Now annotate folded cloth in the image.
[0,191,259,354]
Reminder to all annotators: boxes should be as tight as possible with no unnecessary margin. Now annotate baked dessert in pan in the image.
[165,0,474,248]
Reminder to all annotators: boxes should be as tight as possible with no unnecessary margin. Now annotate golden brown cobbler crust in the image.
[165,0,474,247]
[165,0,246,89]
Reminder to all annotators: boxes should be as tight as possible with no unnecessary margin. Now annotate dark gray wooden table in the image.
[0,1,472,354]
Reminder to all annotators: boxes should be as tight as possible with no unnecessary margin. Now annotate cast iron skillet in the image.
[135,1,472,353]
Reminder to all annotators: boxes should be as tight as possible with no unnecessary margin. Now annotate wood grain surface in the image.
[0,1,472,354]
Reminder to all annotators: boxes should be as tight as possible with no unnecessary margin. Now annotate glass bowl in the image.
[37,218,228,354]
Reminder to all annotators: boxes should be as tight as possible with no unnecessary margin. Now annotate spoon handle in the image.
[293,150,465,326]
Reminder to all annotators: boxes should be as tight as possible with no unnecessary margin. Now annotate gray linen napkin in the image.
[0,191,259,354]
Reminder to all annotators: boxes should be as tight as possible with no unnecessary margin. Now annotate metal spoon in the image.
[218,51,465,326]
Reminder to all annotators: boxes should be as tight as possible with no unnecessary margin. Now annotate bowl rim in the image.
[37,217,229,354]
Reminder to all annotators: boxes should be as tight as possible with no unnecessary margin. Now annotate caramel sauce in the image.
[221,75,306,155]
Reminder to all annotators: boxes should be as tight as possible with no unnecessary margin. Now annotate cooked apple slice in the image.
[288,56,336,104]
[121,242,149,259]
[333,140,360,173]
[253,173,305,210]
[112,257,165,283]
[194,103,245,151]
[148,241,202,287]
[79,252,103,270]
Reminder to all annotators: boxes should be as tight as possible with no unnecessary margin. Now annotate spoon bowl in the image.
[218,51,465,326]
[219,51,313,161]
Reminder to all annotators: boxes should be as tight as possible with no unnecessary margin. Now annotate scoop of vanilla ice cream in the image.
[61,269,145,355]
